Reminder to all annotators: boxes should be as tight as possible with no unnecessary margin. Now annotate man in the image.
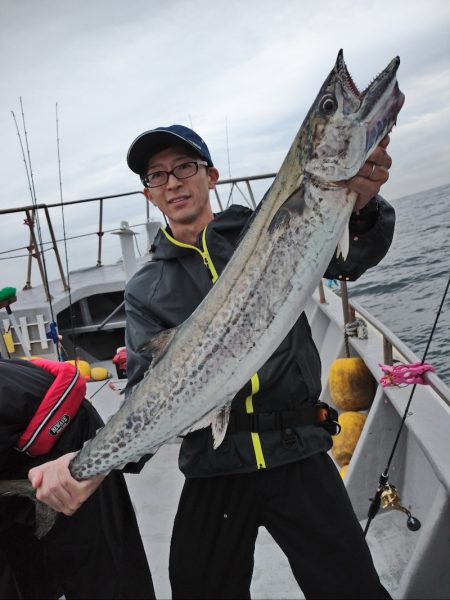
[30,124,394,599]
[0,357,155,599]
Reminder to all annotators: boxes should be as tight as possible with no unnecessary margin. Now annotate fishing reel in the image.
[380,482,421,531]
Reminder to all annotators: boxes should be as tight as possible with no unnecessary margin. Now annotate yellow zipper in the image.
[160,226,218,282]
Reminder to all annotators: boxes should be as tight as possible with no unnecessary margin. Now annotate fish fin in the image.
[137,327,178,366]
[185,403,232,449]
[35,501,58,539]
[268,185,306,233]
[211,404,231,449]
[336,224,350,260]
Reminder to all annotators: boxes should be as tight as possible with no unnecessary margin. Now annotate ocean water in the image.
[347,182,450,386]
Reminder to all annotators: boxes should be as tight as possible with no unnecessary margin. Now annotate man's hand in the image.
[345,135,393,211]
[29,452,106,516]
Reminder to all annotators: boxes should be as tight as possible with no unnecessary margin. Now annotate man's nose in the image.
[167,172,181,189]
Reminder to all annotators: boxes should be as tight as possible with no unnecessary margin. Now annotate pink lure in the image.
[379,361,435,387]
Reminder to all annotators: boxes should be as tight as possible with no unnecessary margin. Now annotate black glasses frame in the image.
[141,160,208,188]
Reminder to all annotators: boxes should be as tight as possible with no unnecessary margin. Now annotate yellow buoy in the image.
[331,411,367,467]
[66,359,91,378]
[90,367,111,381]
[329,357,375,411]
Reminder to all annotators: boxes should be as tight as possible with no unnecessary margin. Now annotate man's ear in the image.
[208,167,220,189]
[144,187,155,204]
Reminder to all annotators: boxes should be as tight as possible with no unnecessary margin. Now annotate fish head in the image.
[304,49,405,183]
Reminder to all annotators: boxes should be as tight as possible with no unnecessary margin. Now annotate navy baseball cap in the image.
[127,124,213,175]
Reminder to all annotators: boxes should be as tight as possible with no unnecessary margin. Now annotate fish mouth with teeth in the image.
[305,49,405,183]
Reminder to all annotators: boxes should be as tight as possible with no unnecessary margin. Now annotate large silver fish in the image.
[1,50,404,529]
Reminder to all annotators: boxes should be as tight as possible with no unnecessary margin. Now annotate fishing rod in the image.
[16,98,61,360]
[11,110,34,202]
[56,102,78,362]
[19,97,54,309]
[6,107,40,359]
[364,272,450,536]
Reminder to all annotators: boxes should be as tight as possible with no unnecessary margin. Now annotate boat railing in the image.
[214,173,277,210]
[0,191,146,301]
[0,173,276,299]
[317,279,450,405]
[347,296,450,407]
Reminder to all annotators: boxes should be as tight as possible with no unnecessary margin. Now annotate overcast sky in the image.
[1,0,449,290]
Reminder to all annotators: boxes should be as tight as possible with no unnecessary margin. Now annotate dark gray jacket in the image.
[124,198,395,477]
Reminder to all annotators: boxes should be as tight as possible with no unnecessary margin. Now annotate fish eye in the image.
[319,94,338,115]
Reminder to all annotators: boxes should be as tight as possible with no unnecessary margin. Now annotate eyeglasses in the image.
[141,160,208,188]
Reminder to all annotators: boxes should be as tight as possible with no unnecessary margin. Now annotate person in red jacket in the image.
[0,357,155,600]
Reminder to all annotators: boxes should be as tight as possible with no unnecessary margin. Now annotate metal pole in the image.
[24,209,51,301]
[44,206,69,291]
[97,199,104,267]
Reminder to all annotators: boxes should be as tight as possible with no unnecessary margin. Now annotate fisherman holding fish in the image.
[28,51,402,599]
[30,131,393,598]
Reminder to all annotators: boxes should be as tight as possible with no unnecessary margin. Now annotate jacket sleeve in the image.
[121,282,167,474]
[124,286,166,397]
[324,195,395,282]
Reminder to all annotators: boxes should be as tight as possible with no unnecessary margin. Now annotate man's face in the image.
[143,145,219,230]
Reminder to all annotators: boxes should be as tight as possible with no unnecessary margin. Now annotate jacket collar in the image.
[151,204,252,261]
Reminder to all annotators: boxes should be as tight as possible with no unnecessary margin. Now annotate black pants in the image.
[169,452,390,599]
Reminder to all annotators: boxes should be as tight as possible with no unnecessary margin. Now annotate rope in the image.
[344,317,368,340]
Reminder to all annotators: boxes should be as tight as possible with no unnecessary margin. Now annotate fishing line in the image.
[225,116,232,181]
[87,378,127,401]
[364,272,450,536]
[87,379,110,401]
[225,116,234,207]
[384,273,450,472]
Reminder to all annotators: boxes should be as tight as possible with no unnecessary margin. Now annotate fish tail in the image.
[0,479,58,539]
